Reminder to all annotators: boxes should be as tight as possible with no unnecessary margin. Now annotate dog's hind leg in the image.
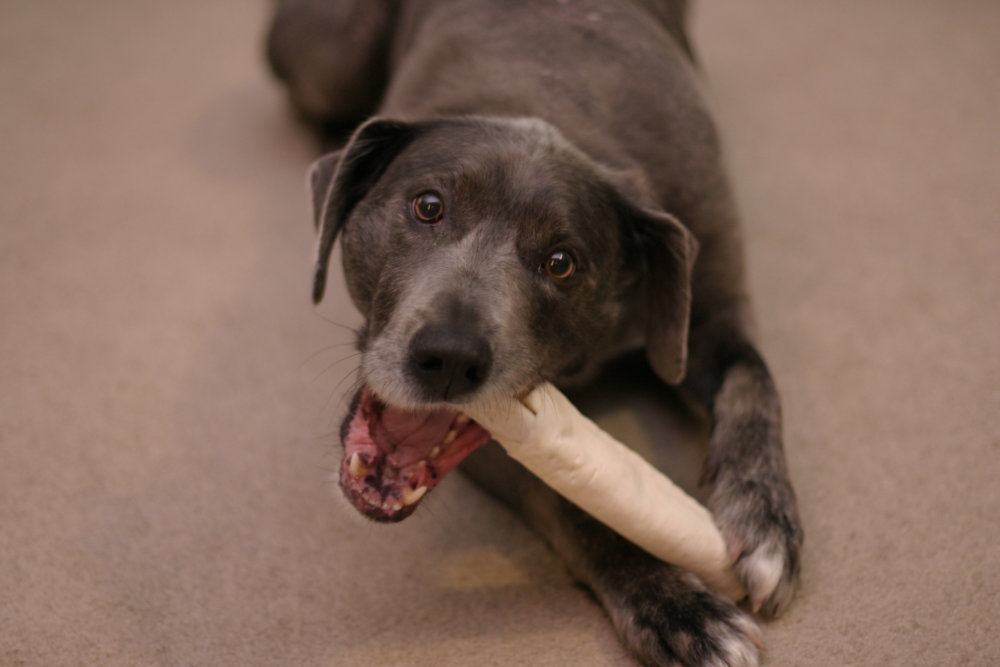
[266,0,396,142]
[461,443,762,667]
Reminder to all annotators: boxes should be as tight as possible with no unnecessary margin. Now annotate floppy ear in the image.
[309,118,425,304]
[307,150,342,232]
[628,207,699,385]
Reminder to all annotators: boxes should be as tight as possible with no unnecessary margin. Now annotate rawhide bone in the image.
[465,382,745,600]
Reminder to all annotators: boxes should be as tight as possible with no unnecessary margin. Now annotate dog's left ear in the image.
[625,206,699,385]
[308,118,426,303]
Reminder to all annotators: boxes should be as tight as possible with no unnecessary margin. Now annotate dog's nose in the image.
[408,324,492,401]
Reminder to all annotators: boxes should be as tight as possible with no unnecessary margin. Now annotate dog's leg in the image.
[266,0,396,144]
[462,443,762,667]
[682,314,804,618]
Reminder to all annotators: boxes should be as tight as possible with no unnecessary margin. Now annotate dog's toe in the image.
[736,541,791,617]
[605,568,762,667]
[711,476,803,619]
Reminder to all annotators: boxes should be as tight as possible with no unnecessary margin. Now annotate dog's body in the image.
[268,2,802,665]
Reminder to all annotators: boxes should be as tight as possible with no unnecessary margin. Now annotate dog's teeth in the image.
[381,498,402,512]
[455,414,470,427]
[417,460,427,469]
[348,452,367,479]
[402,485,428,506]
[430,445,441,459]
[443,429,458,445]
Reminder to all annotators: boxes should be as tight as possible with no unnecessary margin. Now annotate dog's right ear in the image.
[309,118,425,304]
[307,150,342,233]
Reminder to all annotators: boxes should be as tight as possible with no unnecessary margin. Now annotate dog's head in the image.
[310,116,697,521]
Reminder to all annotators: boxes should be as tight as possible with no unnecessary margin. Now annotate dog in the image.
[267,1,803,665]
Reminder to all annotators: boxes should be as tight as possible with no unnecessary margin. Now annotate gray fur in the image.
[268,1,802,665]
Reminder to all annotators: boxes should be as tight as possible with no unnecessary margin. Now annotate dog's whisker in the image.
[310,351,362,384]
[298,342,359,371]
[320,368,363,425]
[312,428,341,443]
[310,310,361,335]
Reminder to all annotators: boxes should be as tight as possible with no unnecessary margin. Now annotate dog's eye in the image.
[545,250,576,280]
[411,192,445,223]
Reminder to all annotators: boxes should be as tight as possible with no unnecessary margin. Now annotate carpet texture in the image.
[2,1,997,665]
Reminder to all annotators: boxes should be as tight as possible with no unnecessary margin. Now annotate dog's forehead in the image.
[411,122,569,184]
[389,120,611,235]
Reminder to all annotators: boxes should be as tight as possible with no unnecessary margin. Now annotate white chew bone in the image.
[465,382,745,600]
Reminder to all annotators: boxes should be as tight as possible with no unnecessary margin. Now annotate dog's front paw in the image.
[602,565,763,667]
[710,473,803,618]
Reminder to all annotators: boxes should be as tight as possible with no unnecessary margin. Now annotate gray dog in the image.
[268,1,802,665]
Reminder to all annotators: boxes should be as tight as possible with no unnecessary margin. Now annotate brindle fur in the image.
[268,2,802,665]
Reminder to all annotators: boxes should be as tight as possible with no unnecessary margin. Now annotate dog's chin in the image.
[337,385,492,522]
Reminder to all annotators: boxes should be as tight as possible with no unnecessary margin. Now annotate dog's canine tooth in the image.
[402,485,428,506]
[430,445,441,459]
[455,414,470,427]
[443,429,458,444]
[349,452,367,479]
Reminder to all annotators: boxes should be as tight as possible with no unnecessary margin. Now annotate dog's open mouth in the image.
[338,387,492,521]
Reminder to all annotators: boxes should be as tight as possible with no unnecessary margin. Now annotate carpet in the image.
[1,1,997,664]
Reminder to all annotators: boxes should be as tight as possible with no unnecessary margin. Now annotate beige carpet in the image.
[2,1,997,665]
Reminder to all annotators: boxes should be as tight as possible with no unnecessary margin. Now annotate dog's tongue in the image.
[339,387,491,522]
[371,406,454,467]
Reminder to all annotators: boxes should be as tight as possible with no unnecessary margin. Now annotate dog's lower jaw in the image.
[338,386,491,522]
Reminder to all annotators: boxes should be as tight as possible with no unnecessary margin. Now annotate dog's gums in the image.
[339,387,491,521]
